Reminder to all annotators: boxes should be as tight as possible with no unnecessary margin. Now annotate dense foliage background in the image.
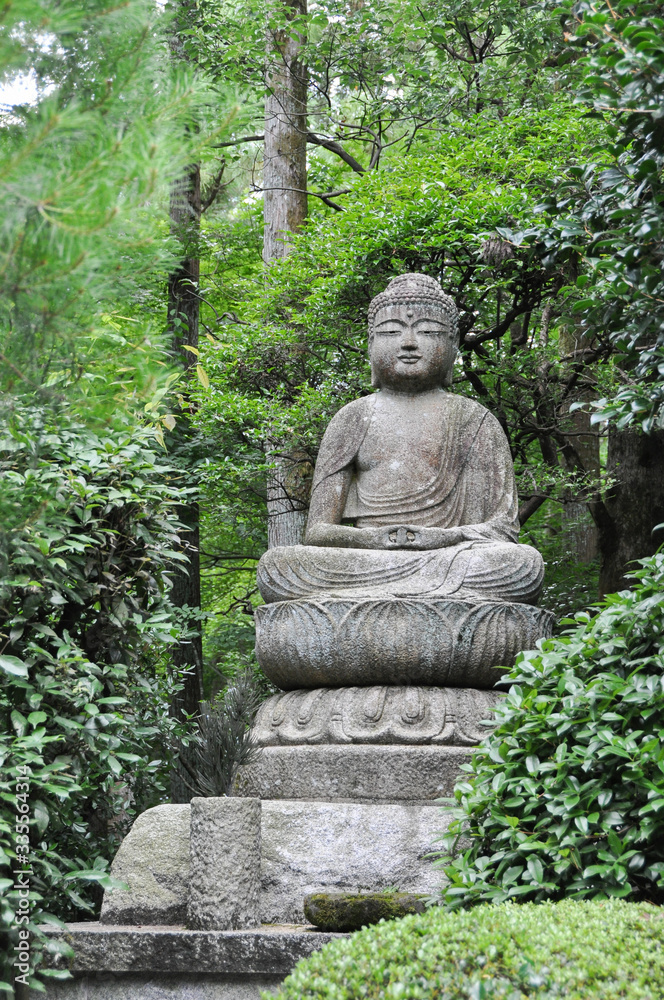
[2,0,664,992]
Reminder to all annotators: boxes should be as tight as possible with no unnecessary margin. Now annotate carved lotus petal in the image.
[254,597,554,691]
[251,685,504,747]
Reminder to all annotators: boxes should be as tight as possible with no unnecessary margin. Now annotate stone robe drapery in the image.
[257,393,544,604]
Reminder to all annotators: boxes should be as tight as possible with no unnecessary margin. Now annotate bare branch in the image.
[211,131,366,174]
[201,160,229,213]
[255,184,351,211]
[211,134,265,148]
[518,492,551,525]
[305,131,366,173]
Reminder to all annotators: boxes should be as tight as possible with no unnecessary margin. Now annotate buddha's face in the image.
[369,301,457,392]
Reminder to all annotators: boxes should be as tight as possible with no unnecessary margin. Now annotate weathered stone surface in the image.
[234,744,471,803]
[255,597,554,690]
[188,798,261,931]
[100,804,191,926]
[260,799,446,924]
[100,791,454,933]
[36,973,285,1000]
[251,685,501,745]
[42,923,340,975]
[258,538,545,606]
[304,891,427,932]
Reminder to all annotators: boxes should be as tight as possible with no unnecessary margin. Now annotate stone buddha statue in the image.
[257,273,544,607]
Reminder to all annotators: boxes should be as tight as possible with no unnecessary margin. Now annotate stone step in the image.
[234,743,471,803]
[39,923,342,999]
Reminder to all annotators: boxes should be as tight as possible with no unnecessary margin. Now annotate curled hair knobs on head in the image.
[368,273,459,341]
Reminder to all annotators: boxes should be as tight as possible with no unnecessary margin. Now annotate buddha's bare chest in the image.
[355,398,446,491]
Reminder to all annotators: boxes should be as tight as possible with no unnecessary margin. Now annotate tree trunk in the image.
[263,0,308,263]
[167,162,204,797]
[165,2,204,801]
[559,324,600,564]
[561,405,600,564]
[598,428,664,594]
[264,0,310,547]
[168,164,201,365]
[266,449,312,547]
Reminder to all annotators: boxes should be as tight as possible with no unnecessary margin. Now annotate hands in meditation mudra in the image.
[258,273,544,607]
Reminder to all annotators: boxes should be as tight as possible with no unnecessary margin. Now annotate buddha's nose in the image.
[400,328,418,349]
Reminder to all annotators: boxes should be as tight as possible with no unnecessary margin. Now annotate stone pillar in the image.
[187,797,262,930]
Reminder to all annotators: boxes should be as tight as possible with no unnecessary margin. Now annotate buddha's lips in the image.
[398,355,421,363]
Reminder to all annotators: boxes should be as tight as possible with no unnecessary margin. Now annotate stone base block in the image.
[255,596,554,689]
[260,800,447,924]
[234,744,471,803]
[36,972,285,999]
[98,798,451,929]
[100,805,190,926]
[188,798,261,930]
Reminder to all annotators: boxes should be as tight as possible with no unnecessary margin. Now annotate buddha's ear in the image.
[441,335,459,388]
[368,336,380,387]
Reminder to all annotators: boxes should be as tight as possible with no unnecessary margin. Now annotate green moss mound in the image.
[270,900,664,999]
[303,891,426,931]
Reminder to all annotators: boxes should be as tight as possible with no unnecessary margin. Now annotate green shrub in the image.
[0,403,194,990]
[270,900,664,999]
[436,552,664,908]
[174,669,262,797]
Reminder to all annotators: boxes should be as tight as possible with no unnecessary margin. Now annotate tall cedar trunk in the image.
[167,162,204,765]
[561,405,600,564]
[598,428,664,594]
[264,0,310,548]
[559,325,600,563]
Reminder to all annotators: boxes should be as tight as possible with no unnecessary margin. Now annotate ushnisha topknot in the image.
[368,273,459,340]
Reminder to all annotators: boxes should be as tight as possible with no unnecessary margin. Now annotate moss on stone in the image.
[303,891,427,932]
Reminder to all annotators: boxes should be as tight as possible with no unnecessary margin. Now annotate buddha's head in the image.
[367,273,459,391]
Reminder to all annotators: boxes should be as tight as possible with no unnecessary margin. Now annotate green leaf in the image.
[527,858,544,883]
[0,655,29,677]
[34,801,50,834]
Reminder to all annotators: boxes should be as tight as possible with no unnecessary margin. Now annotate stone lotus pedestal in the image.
[75,600,554,1000]
[254,596,555,689]
[235,684,504,803]
[236,596,555,804]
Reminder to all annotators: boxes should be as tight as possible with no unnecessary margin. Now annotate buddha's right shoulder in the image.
[325,394,375,430]
[314,395,375,485]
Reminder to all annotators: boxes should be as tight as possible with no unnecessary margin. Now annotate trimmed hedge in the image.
[269,900,664,999]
